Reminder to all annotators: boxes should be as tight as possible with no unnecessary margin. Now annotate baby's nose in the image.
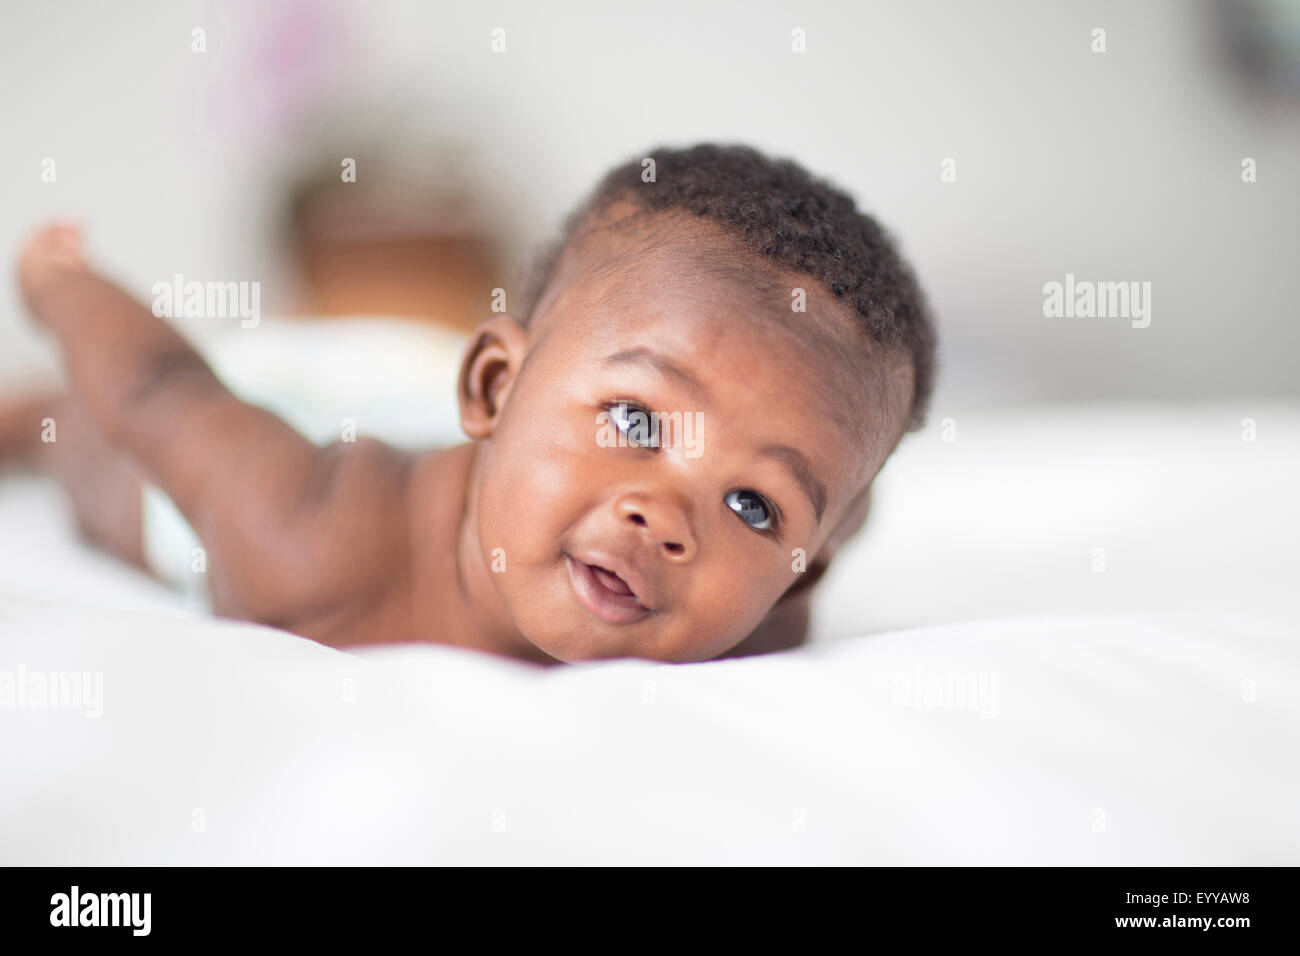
[616,493,696,563]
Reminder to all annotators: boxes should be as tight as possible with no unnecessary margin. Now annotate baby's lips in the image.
[574,548,656,611]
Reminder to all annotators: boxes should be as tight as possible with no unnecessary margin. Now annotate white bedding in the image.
[1,321,1297,864]
[2,600,1294,865]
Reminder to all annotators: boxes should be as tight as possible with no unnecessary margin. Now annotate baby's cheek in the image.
[479,434,594,563]
[673,563,785,657]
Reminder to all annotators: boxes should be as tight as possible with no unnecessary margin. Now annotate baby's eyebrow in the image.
[760,444,827,523]
[603,348,707,396]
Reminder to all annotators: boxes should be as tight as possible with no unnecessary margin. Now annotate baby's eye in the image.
[607,402,659,449]
[725,489,774,531]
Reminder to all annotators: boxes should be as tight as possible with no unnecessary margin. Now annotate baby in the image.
[9,143,936,665]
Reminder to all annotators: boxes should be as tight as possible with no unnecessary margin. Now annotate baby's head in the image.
[457,144,936,662]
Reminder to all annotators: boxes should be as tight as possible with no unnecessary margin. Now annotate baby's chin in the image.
[505,597,718,663]
[516,612,743,664]
[514,612,673,663]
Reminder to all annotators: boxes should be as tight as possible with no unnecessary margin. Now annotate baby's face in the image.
[469,219,908,662]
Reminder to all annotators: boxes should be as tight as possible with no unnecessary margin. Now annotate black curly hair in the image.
[522,143,937,432]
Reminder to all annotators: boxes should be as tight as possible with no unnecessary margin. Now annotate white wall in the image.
[2,0,1296,407]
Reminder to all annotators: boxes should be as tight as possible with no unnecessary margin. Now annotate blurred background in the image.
[0,0,1297,412]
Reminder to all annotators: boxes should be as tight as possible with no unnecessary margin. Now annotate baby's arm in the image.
[18,225,411,621]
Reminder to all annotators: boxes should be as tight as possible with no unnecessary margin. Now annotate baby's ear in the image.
[458,315,528,439]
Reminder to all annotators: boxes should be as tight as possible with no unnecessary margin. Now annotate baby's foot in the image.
[17,222,87,313]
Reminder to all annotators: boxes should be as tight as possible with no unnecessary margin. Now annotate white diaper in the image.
[140,483,211,611]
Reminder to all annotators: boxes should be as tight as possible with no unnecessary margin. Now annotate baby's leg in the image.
[43,394,150,570]
[0,391,54,461]
[1,389,149,570]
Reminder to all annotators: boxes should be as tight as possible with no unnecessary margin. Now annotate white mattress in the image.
[1,320,1296,864]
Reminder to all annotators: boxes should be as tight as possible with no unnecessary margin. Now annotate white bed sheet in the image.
[1,321,1296,864]
[1,599,1294,865]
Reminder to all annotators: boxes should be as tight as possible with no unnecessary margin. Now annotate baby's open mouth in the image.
[565,554,650,625]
